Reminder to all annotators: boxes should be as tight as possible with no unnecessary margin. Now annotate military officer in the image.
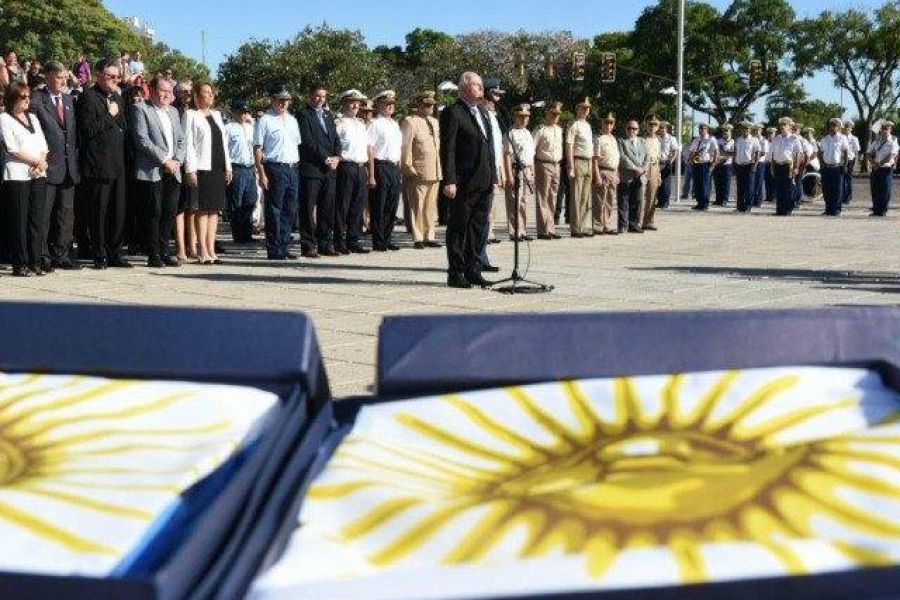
[767,117,803,216]
[334,89,371,253]
[503,104,536,241]
[688,123,718,210]
[566,97,594,237]
[867,121,898,217]
[733,121,760,212]
[592,112,620,235]
[713,124,734,206]
[640,115,662,230]
[818,117,849,216]
[401,90,442,249]
[367,90,403,252]
[656,120,680,210]
[532,101,563,239]
[842,120,860,205]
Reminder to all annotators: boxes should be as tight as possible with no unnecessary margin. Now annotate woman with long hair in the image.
[183,82,231,263]
[0,83,49,276]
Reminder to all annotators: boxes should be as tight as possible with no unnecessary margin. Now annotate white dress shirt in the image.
[658,133,681,163]
[184,109,231,173]
[818,133,849,166]
[487,110,503,180]
[767,135,802,164]
[733,136,761,165]
[0,112,48,181]
[504,127,536,167]
[154,104,175,162]
[566,120,593,158]
[368,115,402,162]
[870,135,899,168]
[337,115,369,163]
[846,134,860,160]
[689,136,718,163]
[254,109,301,164]
[718,138,735,164]
[225,120,255,167]
[757,137,770,163]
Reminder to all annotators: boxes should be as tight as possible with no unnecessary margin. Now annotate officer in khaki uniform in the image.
[566,97,594,237]
[400,90,442,248]
[532,101,563,239]
[591,112,620,234]
[641,115,662,230]
[504,104,536,240]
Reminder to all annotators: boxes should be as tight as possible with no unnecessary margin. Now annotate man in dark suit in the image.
[296,83,341,257]
[29,61,81,271]
[440,71,497,289]
[76,58,131,269]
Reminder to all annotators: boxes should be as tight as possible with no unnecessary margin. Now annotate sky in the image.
[106,0,886,118]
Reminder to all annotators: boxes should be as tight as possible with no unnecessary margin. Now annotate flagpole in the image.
[675,0,685,204]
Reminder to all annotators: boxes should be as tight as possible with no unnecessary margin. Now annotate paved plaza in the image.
[2,180,897,397]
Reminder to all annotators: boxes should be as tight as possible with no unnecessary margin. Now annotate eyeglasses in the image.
[104,72,121,80]
[18,95,31,100]
[626,127,638,131]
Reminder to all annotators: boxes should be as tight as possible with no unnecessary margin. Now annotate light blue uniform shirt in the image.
[253,109,301,164]
[226,120,255,167]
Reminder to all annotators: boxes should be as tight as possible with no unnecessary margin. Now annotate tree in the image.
[792,2,900,152]
[145,42,210,83]
[765,82,844,133]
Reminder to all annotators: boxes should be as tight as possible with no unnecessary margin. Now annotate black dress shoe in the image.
[488,238,502,244]
[301,249,319,259]
[537,234,552,240]
[571,232,584,238]
[108,256,132,268]
[628,226,644,233]
[12,265,30,277]
[163,255,181,267]
[148,255,165,268]
[644,224,658,231]
[521,235,534,241]
[373,246,388,252]
[337,245,351,255]
[447,273,473,289]
[386,243,401,251]
[349,245,371,254]
[550,233,562,239]
[414,241,425,249]
[54,258,82,270]
[284,252,299,260]
[320,248,341,257]
[465,272,491,288]
[28,264,46,276]
[40,258,55,273]
[480,264,501,273]
[691,205,706,211]
[424,240,442,248]
[93,259,108,270]
[267,253,285,260]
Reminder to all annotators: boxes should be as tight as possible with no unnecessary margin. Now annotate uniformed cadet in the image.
[359,99,374,234]
[867,121,898,217]
[680,137,694,199]
[566,98,594,236]
[763,127,777,203]
[592,112,620,234]
[818,118,849,216]
[842,120,860,205]
[733,121,761,213]
[639,116,662,230]
[752,123,768,207]
[401,90,442,249]
[688,123,718,210]
[617,119,649,233]
[790,122,809,207]
[334,89,371,254]
[532,101,563,239]
[253,83,301,260]
[713,124,734,206]
[500,103,536,241]
[367,90,403,251]
[656,121,680,210]
[767,116,803,216]
[224,98,258,243]
[481,88,506,256]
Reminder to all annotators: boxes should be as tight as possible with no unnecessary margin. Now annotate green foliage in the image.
[765,82,845,133]
[145,42,210,83]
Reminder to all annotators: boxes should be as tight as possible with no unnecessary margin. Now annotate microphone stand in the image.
[489,133,554,295]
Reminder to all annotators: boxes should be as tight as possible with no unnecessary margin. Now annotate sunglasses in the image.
[626,127,638,131]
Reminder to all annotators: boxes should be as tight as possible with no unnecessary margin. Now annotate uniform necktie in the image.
[55,95,65,123]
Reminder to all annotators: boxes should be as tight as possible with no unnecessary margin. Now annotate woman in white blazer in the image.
[183,82,231,264]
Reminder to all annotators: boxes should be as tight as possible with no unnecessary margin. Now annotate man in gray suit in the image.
[617,120,649,233]
[131,76,185,267]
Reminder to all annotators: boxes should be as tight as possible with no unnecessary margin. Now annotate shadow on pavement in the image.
[153,271,449,288]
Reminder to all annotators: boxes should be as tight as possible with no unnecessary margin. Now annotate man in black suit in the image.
[440,71,497,289]
[29,61,81,271]
[76,58,131,269]
[296,83,341,257]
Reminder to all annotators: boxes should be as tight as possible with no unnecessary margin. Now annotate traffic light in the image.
[545,57,556,78]
[573,52,586,81]
[766,62,779,87]
[601,52,616,83]
[515,53,526,77]
[749,59,762,88]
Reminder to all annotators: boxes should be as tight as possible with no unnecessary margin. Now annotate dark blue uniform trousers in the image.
[263,163,299,258]
[821,165,844,216]
[692,163,712,209]
[870,167,893,216]
[773,163,795,216]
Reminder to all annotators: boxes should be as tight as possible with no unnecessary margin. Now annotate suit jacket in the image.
[618,136,649,184]
[401,114,441,182]
[29,90,80,185]
[76,84,127,180]
[296,105,340,179]
[130,101,186,183]
[439,99,496,194]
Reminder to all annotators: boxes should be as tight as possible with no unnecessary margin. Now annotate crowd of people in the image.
[0,54,896,287]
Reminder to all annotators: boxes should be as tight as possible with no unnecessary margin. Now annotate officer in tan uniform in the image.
[641,115,662,230]
[504,104,536,240]
[566,97,594,237]
[400,90,442,249]
[532,101,563,239]
[591,112,620,234]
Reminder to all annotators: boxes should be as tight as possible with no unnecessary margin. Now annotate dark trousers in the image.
[734,164,754,212]
[371,161,401,249]
[226,167,258,243]
[870,167,893,216]
[335,162,366,249]
[84,176,126,261]
[680,159,693,198]
[476,191,495,268]
[617,177,642,231]
[42,178,76,262]
[792,172,804,206]
[137,174,180,258]
[752,162,766,206]
[842,159,856,204]
[446,185,491,276]
[764,163,775,202]
[263,163,298,258]
[692,163,712,208]
[774,164,794,216]
[821,165,844,216]
[300,171,336,252]
[3,179,46,267]
[713,163,732,205]
[657,162,673,208]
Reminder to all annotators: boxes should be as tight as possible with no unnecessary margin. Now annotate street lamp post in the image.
[675,0,685,204]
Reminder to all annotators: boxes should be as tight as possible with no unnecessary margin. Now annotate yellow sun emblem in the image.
[306,368,900,585]
[0,372,275,576]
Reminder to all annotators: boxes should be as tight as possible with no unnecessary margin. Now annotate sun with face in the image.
[0,372,274,575]
[306,368,900,584]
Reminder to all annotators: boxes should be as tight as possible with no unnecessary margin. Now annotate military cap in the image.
[646,115,660,125]
[843,120,854,128]
[546,101,563,114]
[576,97,592,109]
[804,127,816,135]
[766,126,777,133]
[720,124,734,131]
[512,103,531,117]
[374,89,396,104]
[414,90,437,105]
[698,122,710,130]
[828,117,843,127]
[748,123,761,131]
[659,121,671,128]
[777,116,793,126]
[359,99,374,113]
[484,78,505,96]
[339,88,367,103]
[268,83,292,99]
[739,120,753,128]
[230,98,251,112]
[601,112,616,123]
[884,120,895,129]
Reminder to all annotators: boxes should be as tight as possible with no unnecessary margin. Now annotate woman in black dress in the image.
[183,82,232,263]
